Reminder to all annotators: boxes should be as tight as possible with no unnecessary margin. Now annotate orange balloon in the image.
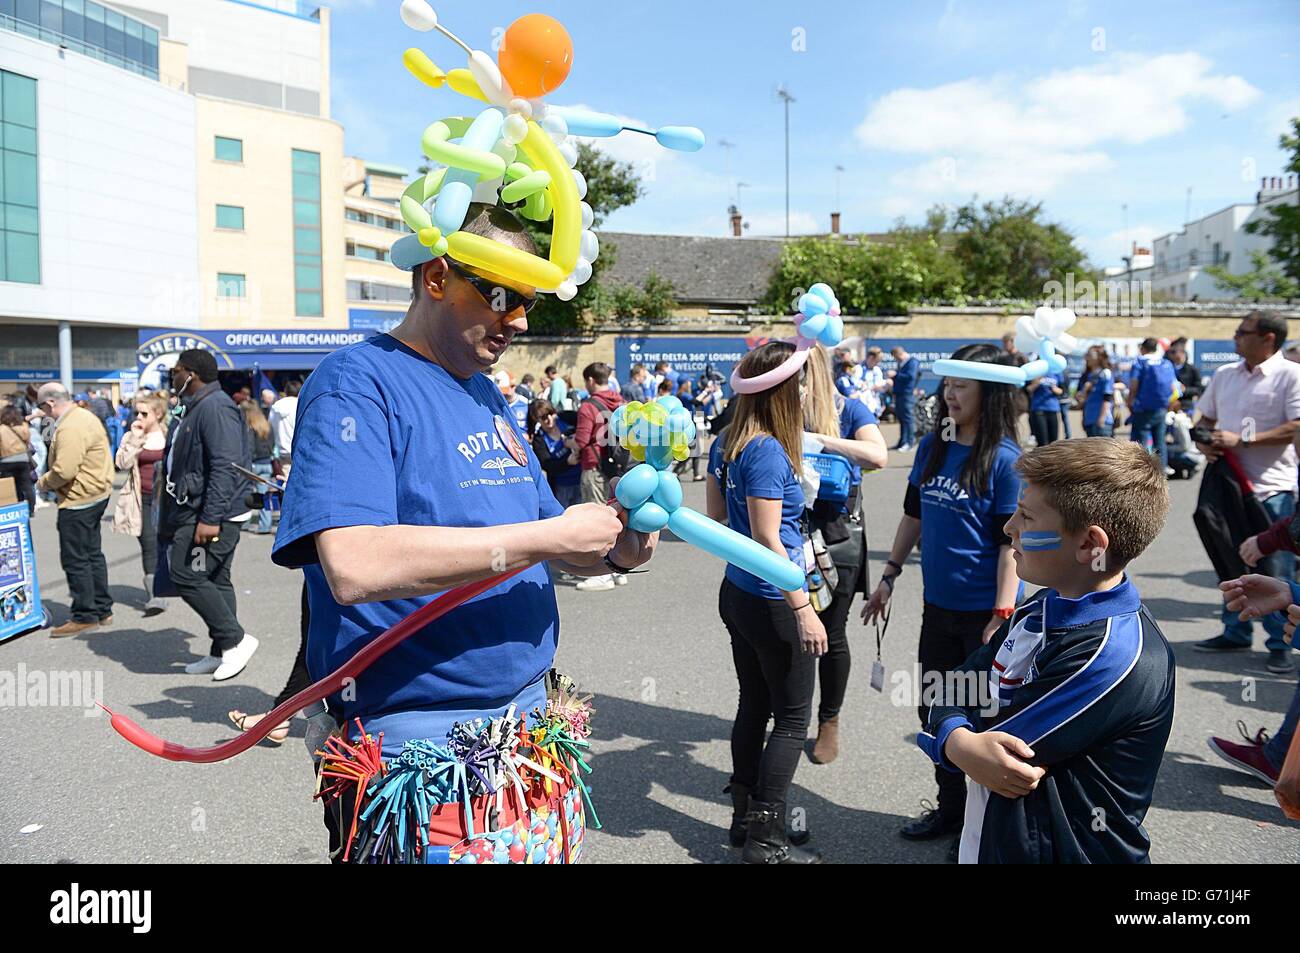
[497,14,573,99]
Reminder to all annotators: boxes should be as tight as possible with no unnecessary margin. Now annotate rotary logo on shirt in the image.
[453,416,531,489]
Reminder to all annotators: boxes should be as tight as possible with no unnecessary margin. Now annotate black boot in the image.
[725,782,750,847]
[742,800,822,864]
[726,784,811,847]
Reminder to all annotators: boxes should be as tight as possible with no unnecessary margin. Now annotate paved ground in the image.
[3,424,1297,863]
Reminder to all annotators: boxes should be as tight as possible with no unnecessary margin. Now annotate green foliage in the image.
[765,197,1092,314]
[593,271,678,323]
[1213,117,1300,299]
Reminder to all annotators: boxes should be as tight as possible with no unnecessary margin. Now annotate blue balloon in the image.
[801,312,829,340]
[932,359,1028,386]
[655,126,706,152]
[645,442,674,470]
[1020,359,1051,380]
[609,405,629,441]
[652,470,683,511]
[656,395,683,414]
[819,314,843,347]
[798,293,829,317]
[433,107,504,235]
[614,463,658,509]
[1048,353,1067,374]
[665,408,692,434]
[806,283,836,309]
[629,501,670,532]
[391,233,433,271]
[667,508,804,592]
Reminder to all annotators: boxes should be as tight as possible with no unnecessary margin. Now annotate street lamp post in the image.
[777,84,795,237]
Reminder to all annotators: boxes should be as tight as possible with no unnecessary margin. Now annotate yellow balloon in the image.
[402,48,446,89]
[672,444,689,462]
[518,120,580,272]
[446,231,565,291]
[643,403,667,427]
[630,444,646,462]
[446,68,489,102]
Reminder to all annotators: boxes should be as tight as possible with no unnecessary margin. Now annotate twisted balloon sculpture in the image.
[931,306,1078,385]
[390,1,704,301]
[730,283,843,394]
[608,398,806,592]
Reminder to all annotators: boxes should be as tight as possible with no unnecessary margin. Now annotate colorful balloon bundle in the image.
[608,398,806,592]
[730,282,843,394]
[315,673,596,865]
[391,1,704,298]
[932,306,1078,385]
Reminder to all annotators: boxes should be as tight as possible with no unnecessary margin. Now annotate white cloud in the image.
[736,209,821,237]
[856,52,1261,205]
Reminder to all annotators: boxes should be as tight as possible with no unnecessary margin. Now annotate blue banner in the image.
[1192,340,1238,379]
[0,502,44,641]
[614,336,756,398]
[136,329,370,389]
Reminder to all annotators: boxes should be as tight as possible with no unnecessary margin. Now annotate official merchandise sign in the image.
[136,329,371,389]
[0,502,44,642]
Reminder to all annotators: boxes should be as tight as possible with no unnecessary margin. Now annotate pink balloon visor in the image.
[730,340,812,395]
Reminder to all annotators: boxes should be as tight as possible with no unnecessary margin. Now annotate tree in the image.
[1208,116,1300,300]
[949,197,1093,300]
[416,141,645,332]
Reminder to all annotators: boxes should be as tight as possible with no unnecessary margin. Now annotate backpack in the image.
[583,397,632,478]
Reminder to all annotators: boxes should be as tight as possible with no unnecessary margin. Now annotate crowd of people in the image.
[4,246,1298,861]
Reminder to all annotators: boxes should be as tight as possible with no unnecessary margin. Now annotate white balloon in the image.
[529,99,548,120]
[580,201,595,230]
[501,113,528,146]
[555,280,578,301]
[508,97,533,120]
[559,141,578,167]
[1055,331,1078,355]
[468,49,511,106]
[572,258,593,284]
[472,178,501,203]
[1013,315,1039,355]
[580,229,599,261]
[1031,305,1055,338]
[399,0,437,31]
[572,168,588,200]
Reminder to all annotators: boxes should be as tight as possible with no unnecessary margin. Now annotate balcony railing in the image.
[1,12,159,81]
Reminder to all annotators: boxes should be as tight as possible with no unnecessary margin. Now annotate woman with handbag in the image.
[706,341,827,864]
[112,394,169,614]
[801,345,889,764]
[0,405,35,514]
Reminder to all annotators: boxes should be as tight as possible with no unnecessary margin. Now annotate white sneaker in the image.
[184,655,222,675]
[213,635,259,681]
[613,574,629,586]
[575,575,616,592]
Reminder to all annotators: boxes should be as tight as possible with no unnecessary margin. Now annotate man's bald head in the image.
[36,382,72,417]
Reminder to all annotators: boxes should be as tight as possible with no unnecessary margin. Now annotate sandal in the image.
[228,709,291,746]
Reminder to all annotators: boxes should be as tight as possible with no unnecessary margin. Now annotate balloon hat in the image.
[931,306,1078,385]
[730,283,843,394]
[391,0,705,300]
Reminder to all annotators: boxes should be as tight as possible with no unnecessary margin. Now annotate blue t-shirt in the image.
[708,434,807,600]
[1029,374,1060,413]
[894,356,920,393]
[1082,368,1115,427]
[272,334,564,752]
[540,421,580,487]
[908,434,1022,611]
[839,397,878,487]
[1131,356,1176,412]
[506,393,530,431]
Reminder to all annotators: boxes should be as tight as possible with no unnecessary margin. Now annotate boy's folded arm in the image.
[917,633,1007,770]
[987,633,1139,767]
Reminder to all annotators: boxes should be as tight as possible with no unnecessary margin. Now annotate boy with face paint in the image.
[916,437,1176,863]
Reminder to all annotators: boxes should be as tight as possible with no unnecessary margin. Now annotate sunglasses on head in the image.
[446,259,538,316]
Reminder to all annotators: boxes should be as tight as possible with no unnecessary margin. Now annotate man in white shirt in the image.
[1193,310,1300,673]
[268,379,301,478]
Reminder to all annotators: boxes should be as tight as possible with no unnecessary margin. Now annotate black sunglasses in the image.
[446,259,538,316]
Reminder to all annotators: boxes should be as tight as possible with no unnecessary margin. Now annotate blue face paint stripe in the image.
[1021,531,1062,551]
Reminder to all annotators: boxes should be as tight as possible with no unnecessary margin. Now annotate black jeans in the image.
[168,520,244,653]
[918,600,991,821]
[815,524,865,723]
[138,486,157,576]
[0,460,34,514]
[719,578,816,804]
[274,582,313,708]
[1029,410,1059,447]
[57,498,112,623]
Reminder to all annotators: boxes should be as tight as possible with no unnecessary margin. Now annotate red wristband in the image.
[992,607,1015,620]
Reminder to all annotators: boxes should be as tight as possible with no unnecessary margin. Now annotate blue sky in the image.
[324,0,1300,268]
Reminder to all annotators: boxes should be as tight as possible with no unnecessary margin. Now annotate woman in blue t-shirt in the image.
[801,344,888,765]
[1026,371,1063,447]
[706,341,826,864]
[862,343,1023,848]
[1076,345,1115,437]
[527,398,581,509]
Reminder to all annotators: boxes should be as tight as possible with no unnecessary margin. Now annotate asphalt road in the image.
[3,429,1297,864]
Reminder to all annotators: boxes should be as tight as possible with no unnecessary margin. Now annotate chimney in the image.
[830,212,841,235]
[729,204,742,237]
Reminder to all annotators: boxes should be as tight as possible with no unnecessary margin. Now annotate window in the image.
[1,69,39,284]
[291,148,322,317]
[216,272,245,297]
[348,279,411,303]
[345,240,388,262]
[346,207,409,232]
[214,136,243,163]
[215,204,244,230]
